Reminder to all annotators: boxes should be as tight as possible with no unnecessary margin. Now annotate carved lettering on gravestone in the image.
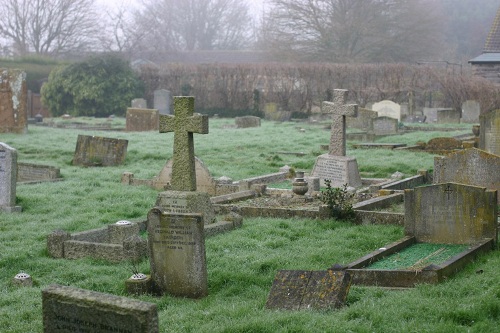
[323,90,358,156]
[147,209,207,298]
[159,96,209,191]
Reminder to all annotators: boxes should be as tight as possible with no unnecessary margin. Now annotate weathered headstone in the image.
[150,96,213,298]
[131,98,147,109]
[154,89,171,115]
[372,116,398,135]
[42,284,158,332]
[346,107,378,131]
[0,69,28,134]
[235,116,261,128]
[126,108,159,131]
[423,107,439,123]
[479,109,500,156]
[311,89,362,188]
[434,148,500,203]
[371,100,401,121]
[0,143,21,212]
[147,211,207,298]
[437,108,461,124]
[461,100,480,123]
[72,135,128,166]
[405,183,497,244]
[266,270,352,310]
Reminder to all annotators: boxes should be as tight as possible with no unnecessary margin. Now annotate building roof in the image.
[469,52,500,64]
[483,5,500,53]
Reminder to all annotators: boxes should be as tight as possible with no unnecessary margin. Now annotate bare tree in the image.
[0,0,100,57]
[134,0,253,52]
[260,0,444,63]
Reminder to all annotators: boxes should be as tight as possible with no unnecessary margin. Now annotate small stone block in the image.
[108,222,139,244]
[125,275,154,295]
[47,230,71,258]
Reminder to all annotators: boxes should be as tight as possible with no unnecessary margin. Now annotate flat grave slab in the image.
[352,143,407,149]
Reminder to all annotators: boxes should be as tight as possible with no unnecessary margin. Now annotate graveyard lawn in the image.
[2,118,500,332]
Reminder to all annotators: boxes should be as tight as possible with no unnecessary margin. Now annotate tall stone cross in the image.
[159,96,208,191]
[322,89,358,156]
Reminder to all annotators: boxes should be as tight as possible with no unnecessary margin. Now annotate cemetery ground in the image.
[1,118,499,332]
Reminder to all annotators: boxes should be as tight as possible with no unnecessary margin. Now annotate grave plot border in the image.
[342,236,495,288]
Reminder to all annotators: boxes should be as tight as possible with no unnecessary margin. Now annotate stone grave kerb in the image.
[159,96,208,191]
[323,89,358,156]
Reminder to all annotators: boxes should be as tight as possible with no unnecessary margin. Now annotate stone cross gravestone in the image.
[150,96,214,298]
[405,183,497,245]
[0,143,21,212]
[154,89,171,115]
[311,89,362,188]
[0,69,28,134]
[42,284,159,332]
[479,109,500,156]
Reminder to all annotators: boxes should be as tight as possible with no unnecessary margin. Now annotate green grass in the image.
[1,118,495,333]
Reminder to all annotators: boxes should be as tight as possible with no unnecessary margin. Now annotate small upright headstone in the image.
[131,98,147,109]
[235,116,261,128]
[461,100,480,123]
[0,143,21,212]
[154,89,171,115]
[0,69,28,134]
[72,135,128,166]
[150,96,213,298]
[434,148,500,203]
[346,107,378,131]
[126,108,159,131]
[42,284,159,332]
[311,89,362,188]
[371,100,401,121]
[372,116,398,135]
[479,109,500,156]
[405,183,497,244]
[437,108,461,124]
[423,107,439,123]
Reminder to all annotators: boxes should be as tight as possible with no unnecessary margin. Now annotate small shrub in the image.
[320,180,355,220]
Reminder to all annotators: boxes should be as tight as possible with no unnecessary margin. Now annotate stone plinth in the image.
[311,154,362,188]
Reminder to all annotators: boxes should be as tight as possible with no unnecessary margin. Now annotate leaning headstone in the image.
[154,89,171,115]
[0,143,21,212]
[437,108,460,124]
[126,108,159,131]
[311,89,362,188]
[42,284,158,332]
[372,116,398,135]
[371,100,401,121]
[235,116,261,128]
[434,148,500,203]
[479,109,500,156]
[0,69,28,134]
[461,100,480,123]
[405,183,497,244]
[131,98,147,108]
[148,211,207,298]
[72,135,128,166]
[150,96,213,298]
[266,270,352,310]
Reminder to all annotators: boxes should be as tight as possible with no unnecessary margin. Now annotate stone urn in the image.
[292,171,309,195]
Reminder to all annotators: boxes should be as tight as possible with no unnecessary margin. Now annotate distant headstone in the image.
[405,183,497,244]
[147,211,207,298]
[461,100,480,123]
[311,89,362,188]
[72,135,128,166]
[437,108,460,124]
[0,69,28,134]
[266,270,352,310]
[372,116,398,135]
[235,116,261,128]
[434,148,500,203]
[346,107,378,131]
[405,115,426,123]
[371,100,401,121]
[0,143,21,212]
[423,107,439,123]
[42,284,159,332]
[154,89,171,115]
[131,98,147,109]
[479,109,500,156]
[126,108,159,131]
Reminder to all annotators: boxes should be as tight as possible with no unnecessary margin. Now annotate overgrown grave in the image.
[340,182,498,288]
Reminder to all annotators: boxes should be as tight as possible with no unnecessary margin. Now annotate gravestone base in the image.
[311,154,362,188]
[155,190,215,225]
[0,205,22,213]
